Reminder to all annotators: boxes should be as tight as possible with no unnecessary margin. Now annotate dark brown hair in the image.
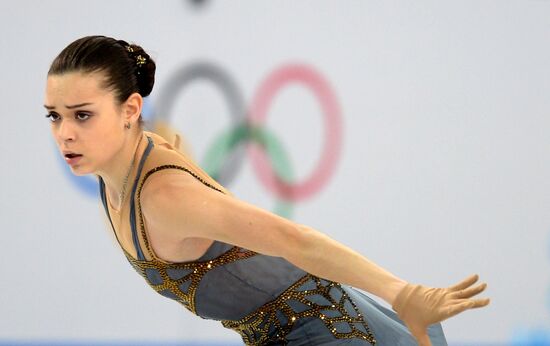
[48,35,156,125]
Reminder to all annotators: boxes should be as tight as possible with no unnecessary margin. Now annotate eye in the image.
[76,112,91,121]
[45,113,60,122]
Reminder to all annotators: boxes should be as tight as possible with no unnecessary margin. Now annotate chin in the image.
[69,165,94,176]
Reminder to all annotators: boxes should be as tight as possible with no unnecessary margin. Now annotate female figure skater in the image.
[44,35,490,345]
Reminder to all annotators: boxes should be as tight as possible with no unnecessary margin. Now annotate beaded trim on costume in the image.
[131,164,376,344]
[123,245,256,314]
[129,164,257,314]
[221,273,377,345]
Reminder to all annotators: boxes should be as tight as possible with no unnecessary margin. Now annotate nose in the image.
[57,119,76,142]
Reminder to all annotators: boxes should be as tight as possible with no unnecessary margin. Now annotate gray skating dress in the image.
[98,133,447,345]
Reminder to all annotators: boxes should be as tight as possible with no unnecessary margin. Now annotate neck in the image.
[98,131,145,210]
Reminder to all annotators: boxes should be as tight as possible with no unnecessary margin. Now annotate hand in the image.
[392,274,490,346]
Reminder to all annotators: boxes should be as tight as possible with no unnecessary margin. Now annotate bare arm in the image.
[141,171,407,305]
[142,170,490,346]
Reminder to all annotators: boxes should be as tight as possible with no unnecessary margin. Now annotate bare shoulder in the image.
[140,168,199,211]
[137,168,201,247]
[138,162,304,258]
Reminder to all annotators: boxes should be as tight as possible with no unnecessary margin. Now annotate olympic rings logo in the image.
[56,62,343,218]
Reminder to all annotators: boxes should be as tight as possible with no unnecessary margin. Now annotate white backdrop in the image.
[0,1,549,345]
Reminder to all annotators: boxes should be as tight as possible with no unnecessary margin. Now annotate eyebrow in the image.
[43,102,94,110]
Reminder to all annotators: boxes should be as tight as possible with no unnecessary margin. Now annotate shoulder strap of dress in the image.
[98,176,115,234]
[128,135,154,261]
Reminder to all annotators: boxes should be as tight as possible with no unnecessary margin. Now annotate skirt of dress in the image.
[281,285,448,346]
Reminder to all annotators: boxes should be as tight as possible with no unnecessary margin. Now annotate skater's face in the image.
[44,71,134,175]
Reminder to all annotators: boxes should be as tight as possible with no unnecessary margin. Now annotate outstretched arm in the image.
[141,171,489,345]
[142,170,406,303]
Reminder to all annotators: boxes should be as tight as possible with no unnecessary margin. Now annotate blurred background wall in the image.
[0,1,549,345]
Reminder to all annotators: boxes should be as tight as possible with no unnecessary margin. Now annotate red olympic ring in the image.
[248,64,343,202]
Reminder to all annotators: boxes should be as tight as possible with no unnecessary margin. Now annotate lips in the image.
[65,153,82,158]
[64,152,83,166]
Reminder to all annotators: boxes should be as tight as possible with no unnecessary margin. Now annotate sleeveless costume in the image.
[98,132,448,345]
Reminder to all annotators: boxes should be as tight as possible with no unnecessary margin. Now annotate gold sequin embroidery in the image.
[130,164,376,344]
[123,246,256,314]
[222,274,377,345]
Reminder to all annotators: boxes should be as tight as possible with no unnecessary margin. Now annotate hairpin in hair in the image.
[125,45,146,68]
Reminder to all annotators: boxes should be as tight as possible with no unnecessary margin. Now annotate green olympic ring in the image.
[202,122,294,218]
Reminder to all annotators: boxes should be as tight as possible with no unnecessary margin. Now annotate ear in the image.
[122,92,143,125]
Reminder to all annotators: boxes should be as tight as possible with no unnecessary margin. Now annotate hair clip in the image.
[136,55,146,67]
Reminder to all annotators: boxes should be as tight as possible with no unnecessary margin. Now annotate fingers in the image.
[445,298,491,318]
[448,274,479,291]
[469,298,491,308]
[451,282,487,299]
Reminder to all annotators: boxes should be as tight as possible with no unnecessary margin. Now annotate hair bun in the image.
[50,36,157,107]
[127,43,156,97]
